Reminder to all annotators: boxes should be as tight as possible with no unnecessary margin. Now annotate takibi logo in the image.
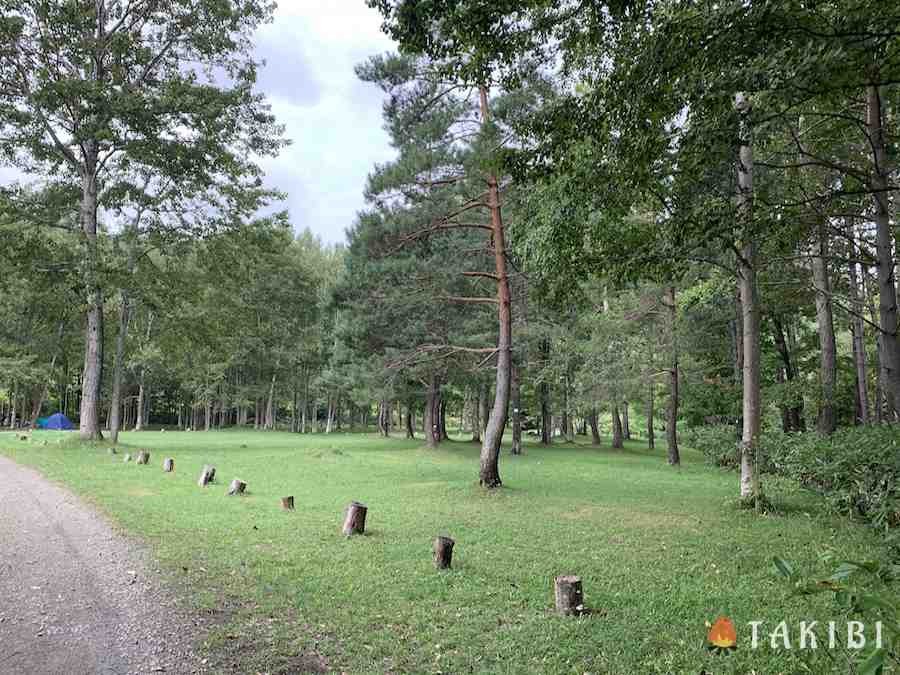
[707,616,737,650]
[704,617,884,652]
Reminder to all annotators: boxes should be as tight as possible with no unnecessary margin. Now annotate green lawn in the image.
[0,430,887,674]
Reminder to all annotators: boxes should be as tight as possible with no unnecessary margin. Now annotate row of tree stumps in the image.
[113,449,584,615]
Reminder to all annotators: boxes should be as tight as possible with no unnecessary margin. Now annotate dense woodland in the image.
[1,1,898,507]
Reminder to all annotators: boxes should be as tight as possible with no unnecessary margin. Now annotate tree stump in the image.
[163,458,175,472]
[227,479,246,496]
[136,450,150,465]
[554,575,584,616]
[123,453,132,462]
[433,536,455,569]
[342,501,367,536]
[197,465,215,487]
[281,496,294,511]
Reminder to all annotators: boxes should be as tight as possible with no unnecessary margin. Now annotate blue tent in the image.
[44,413,74,430]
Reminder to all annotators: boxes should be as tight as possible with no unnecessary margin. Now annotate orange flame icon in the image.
[707,616,737,649]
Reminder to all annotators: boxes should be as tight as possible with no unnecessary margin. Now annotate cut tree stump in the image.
[281,496,294,511]
[342,501,367,536]
[123,453,132,463]
[163,458,175,472]
[136,450,150,465]
[227,479,246,496]
[197,465,215,487]
[554,575,584,616]
[433,536,455,569]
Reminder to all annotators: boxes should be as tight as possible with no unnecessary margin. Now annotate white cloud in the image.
[256,1,398,244]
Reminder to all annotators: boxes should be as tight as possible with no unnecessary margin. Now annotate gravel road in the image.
[0,455,207,675]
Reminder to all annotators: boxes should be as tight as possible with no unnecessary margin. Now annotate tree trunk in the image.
[265,373,277,430]
[134,377,145,431]
[342,501,367,536]
[227,479,246,496]
[540,340,552,445]
[405,404,414,439]
[589,406,601,445]
[611,404,624,449]
[554,575,584,616]
[771,315,804,431]
[665,285,680,465]
[647,381,655,450]
[848,222,870,425]
[621,400,631,441]
[510,363,522,455]
[433,536,455,570]
[563,377,575,443]
[478,86,510,489]
[439,398,448,440]
[478,382,488,439]
[736,93,761,502]
[867,84,900,421]
[79,151,104,440]
[198,465,216,487]
[812,218,837,434]
[425,375,441,448]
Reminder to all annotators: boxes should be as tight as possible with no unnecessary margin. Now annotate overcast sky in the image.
[254,1,397,245]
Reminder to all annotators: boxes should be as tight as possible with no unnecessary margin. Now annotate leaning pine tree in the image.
[356,52,521,487]
[0,0,284,439]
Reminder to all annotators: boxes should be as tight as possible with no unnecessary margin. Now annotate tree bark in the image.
[510,363,522,455]
[812,218,837,434]
[736,93,761,502]
[665,285,680,465]
[439,398,448,440]
[554,575,584,616]
[227,479,246,496]
[433,536,455,569]
[611,404,624,449]
[867,84,900,421]
[135,378,146,431]
[540,340,552,445]
[470,385,482,442]
[424,375,441,448]
[265,373,277,430]
[622,400,631,441]
[342,501,367,536]
[405,404,415,439]
[477,86,510,488]
[647,381,655,450]
[589,406,601,445]
[563,376,575,443]
[848,222,870,425]
[478,382,488,439]
[79,149,104,440]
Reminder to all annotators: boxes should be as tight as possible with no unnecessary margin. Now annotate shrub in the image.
[685,424,900,531]
[681,424,741,468]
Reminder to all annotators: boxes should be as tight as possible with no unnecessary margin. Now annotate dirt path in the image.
[0,455,207,675]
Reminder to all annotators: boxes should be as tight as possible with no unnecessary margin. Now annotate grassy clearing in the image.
[0,430,887,674]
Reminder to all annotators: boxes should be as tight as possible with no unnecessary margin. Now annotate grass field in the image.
[0,429,887,674]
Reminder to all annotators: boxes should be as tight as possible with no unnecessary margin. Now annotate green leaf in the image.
[773,556,794,578]
[857,648,885,675]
